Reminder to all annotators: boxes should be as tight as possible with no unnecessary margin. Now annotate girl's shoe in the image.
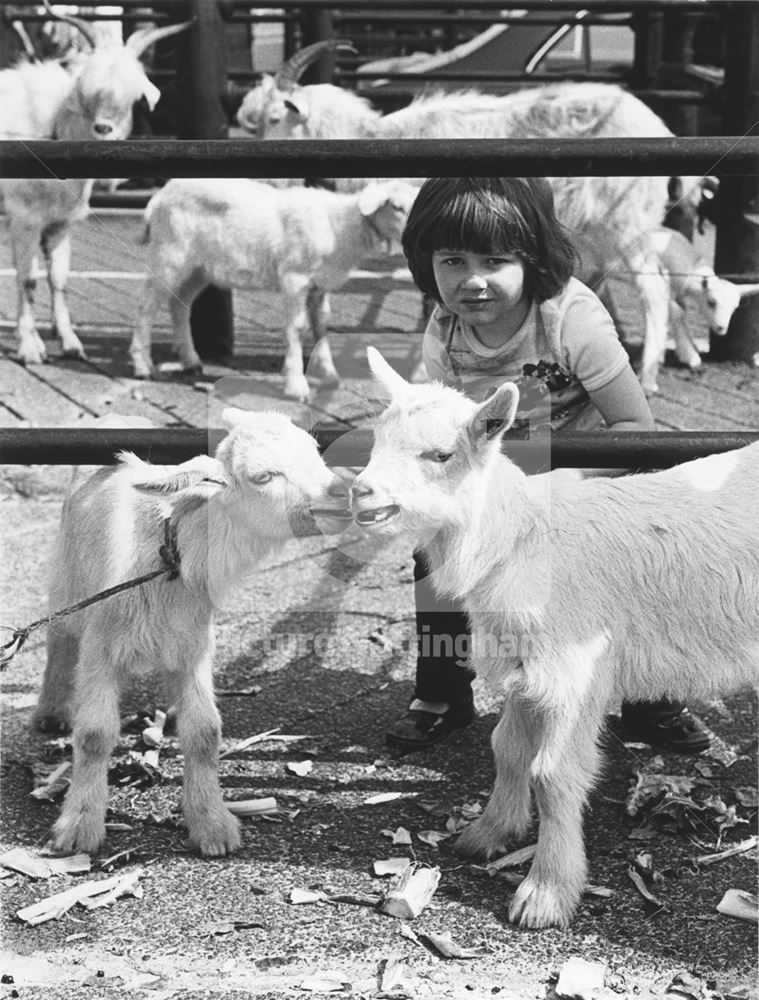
[385,703,475,750]
[621,706,712,753]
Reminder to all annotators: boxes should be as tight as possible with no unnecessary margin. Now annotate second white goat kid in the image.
[33,408,351,857]
[651,227,759,369]
[132,178,417,401]
[351,347,759,930]
[0,10,191,365]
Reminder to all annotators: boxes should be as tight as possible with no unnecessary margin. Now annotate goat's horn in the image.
[42,0,97,50]
[274,39,357,91]
[125,18,195,58]
[737,281,759,298]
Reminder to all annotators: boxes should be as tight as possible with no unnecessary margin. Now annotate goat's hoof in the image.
[15,350,47,367]
[454,818,508,860]
[61,346,87,361]
[189,811,241,857]
[508,876,577,930]
[50,813,106,855]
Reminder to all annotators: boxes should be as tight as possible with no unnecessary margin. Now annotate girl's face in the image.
[431,249,529,339]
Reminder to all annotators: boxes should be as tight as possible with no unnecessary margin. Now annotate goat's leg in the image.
[671,303,702,369]
[32,626,80,734]
[43,226,86,359]
[280,276,311,402]
[9,219,47,365]
[168,271,208,375]
[131,277,160,377]
[508,699,603,930]
[635,253,670,396]
[169,647,240,856]
[455,692,538,859]
[49,647,120,853]
[305,286,339,388]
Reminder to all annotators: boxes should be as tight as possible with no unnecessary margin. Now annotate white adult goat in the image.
[351,347,759,930]
[132,178,418,401]
[0,10,190,366]
[33,408,350,856]
[238,43,703,395]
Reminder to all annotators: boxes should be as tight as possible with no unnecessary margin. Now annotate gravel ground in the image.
[0,480,756,1000]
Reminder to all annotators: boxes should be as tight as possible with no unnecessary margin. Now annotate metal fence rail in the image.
[2,136,758,180]
[1,429,757,470]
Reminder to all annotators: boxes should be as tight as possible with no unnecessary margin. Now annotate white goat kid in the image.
[131,178,417,401]
[351,348,759,930]
[651,227,759,369]
[0,11,190,366]
[33,408,350,856]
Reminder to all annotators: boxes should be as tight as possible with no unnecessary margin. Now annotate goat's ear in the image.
[130,456,229,494]
[366,346,410,400]
[469,382,520,444]
[283,96,308,121]
[141,78,161,111]
[221,406,253,428]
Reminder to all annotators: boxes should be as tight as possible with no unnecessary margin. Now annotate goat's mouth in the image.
[310,507,354,535]
[354,504,400,526]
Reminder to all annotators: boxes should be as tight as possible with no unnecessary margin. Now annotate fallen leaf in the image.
[416,929,485,959]
[417,830,450,847]
[716,889,759,923]
[627,866,665,913]
[327,892,382,908]
[483,843,537,872]
[374,858,411,877]
[298,974,345,992]
[555,957,607,999]
[696,835,758,867]
[288,888,328,905]
[382,826,412,846]
[0,849,90,879]
[218,685,262,697]
[287,760,314,777]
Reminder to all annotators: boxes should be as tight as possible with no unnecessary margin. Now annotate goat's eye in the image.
[421,450,453,463]
[251,472,275,485]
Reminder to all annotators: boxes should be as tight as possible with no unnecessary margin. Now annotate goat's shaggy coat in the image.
[131,178,417,401]
[34,409,349,856]
[351,348,759,929]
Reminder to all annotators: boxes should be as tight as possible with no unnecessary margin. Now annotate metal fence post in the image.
[174,0,234,364]
[713,1,759,366]
[298,6,336,83]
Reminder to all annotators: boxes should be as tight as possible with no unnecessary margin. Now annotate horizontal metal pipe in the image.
[1,137,757,180]
[2,0,725,7]
[1,429,756,471]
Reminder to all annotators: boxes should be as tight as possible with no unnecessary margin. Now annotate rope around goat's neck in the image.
[0,518,181,670]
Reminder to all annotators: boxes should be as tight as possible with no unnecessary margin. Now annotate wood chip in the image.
[417,930,485,959]
[226,797,278,816]
[16,868,144,925]
[484,843,537,872]
[379,865,440,920]
[29,761,71,801]
[555,957,607,999]
[374,858,412,877]
[0,848,90,879]
[696,835,757,867]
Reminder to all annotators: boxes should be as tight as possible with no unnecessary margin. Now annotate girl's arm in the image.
[588,365,656,431]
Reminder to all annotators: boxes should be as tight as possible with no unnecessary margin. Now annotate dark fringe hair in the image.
[402,176,576,304]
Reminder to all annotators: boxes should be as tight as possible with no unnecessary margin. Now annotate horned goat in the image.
[237,43,705,395]
[0,7,190,366]
[351,347,759,930]
[32,407,351,856]
[131,177,418,402]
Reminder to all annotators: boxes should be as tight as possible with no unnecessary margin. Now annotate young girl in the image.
[386,175,710,754]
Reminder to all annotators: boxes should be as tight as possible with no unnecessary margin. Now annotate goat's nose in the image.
[351,480,373,500]
[328,476,350,501]
[94,122,113,136]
